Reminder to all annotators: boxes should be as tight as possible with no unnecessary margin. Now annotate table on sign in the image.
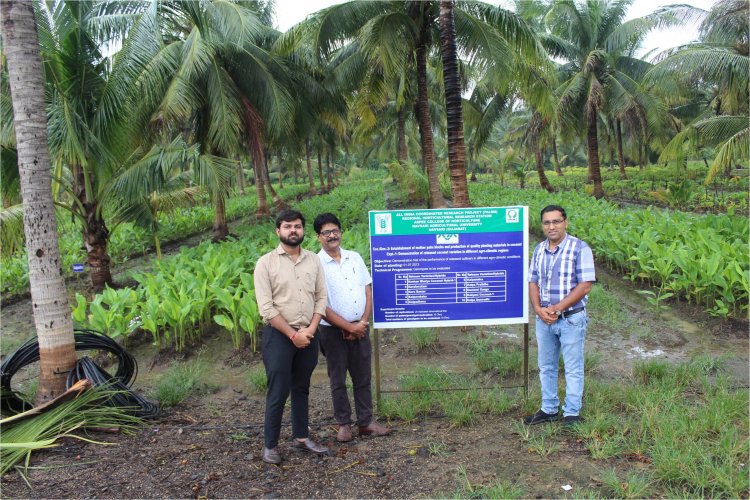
[394,271,507,305]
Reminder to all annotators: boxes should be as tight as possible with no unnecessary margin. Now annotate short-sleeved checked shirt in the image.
[318,247,372,326]
[529,234,596,310]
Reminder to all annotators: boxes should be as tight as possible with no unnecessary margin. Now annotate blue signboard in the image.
[72,263,85,273]
[369,207,528,328]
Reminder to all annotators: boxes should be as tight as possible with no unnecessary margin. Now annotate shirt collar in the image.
[543,233,568,252]
[276,244,305,260]
[318,247,349,263]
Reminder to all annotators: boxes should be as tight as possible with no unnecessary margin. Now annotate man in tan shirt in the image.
[254,209,328,464]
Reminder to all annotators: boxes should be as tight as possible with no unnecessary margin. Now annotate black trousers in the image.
[317,325,373,427]
[261,325,319,449]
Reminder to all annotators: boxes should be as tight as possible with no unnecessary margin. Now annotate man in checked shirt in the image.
[524,205,596,427]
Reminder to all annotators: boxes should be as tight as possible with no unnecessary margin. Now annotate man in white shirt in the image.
[314,213,392,442]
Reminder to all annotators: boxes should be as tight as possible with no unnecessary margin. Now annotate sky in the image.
[273,0,716,59]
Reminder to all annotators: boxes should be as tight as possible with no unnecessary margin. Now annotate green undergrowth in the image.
[0,184,310,297]
[246,364,268,393]
[448,466,525,499]
[386,353,747,498]
[539,356,746,497]
[150,359,218,407]
[471,182,749,320]
[58,180,386,355]
[467,335,523,378]
[378,365,521,426]
[409,327,440,351]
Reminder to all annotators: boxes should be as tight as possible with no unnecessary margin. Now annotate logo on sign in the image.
[505,208,519,223]
[72,263,85,273]
[374,213,392,234]
[436,234,458,244]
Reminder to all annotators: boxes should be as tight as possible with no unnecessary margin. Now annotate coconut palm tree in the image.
[438,0,470,206]
[647,0,748,183]
[1,0,76,403]
[545,0,692,198]
[305,0,543,207]
[122,0,295,230]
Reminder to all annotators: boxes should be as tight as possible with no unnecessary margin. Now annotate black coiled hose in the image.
[1,329,159,418]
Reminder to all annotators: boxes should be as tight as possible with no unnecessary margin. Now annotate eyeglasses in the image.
[542,219,566,227]
[320,229,341,237]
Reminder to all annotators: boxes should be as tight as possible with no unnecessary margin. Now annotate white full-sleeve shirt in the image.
[317,247,372,326]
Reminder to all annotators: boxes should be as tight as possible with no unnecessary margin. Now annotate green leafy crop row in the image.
[470,183,749,319]
[71,179,384,350]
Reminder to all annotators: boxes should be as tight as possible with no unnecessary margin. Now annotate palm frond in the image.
[704,120,749,184]
[645,46,749,91]
[0,204,24,258]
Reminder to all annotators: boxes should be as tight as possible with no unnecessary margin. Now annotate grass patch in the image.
[467,335,523,377]
[587,284,651,339]
[689,352,730,375]
[150,359,214,406]
[247,364,267,393]
[526,425,561,456]
[569,360,749,498]
[449,466,525,499]
[426,440,451,457]
[409,327,439,351]
[600,469,653,499]
[378,365,521,426]
[520,357,747,497]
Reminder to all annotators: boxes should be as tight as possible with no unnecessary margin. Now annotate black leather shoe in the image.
[293,438,329,454]
[564,415,581,426]
[262,447,281,464]
[523,409,561,425]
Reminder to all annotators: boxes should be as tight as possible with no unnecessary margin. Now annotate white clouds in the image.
[274,0,342,31]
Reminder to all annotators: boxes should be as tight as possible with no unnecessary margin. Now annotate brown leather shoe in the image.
[337,424,353,442]
[358,421,392,437]
[292,438,329,454]
[262,447,281,464]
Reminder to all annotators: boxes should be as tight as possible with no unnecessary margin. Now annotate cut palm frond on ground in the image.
[0,380,144,475]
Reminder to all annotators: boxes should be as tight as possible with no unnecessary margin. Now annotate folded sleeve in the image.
[576,245,596,283]
[254,255,279,323]
[313,258,328,316]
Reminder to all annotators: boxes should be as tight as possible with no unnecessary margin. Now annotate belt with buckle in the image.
[558,307,584,319]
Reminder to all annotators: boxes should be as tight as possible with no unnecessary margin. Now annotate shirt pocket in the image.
[301,271,316,289]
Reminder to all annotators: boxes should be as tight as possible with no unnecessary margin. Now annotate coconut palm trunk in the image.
[83,208,114,291]
[615,119,627,180]
[534,146,555,193]
[397,106,408,164]
[316,150,325,192]
[530,112,555,193]
[1,0,77,403]
[212,195,229,241]
[236,160,246,195]
[552,137,564,176]
[305,140,317,194]
[253,160,270,217]
[415,15,446,209]
[587,114,605,199]
[326,150,333,191]
[263,155,284,209]
[438,0,470,207]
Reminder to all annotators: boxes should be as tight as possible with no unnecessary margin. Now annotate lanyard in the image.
[539,237,569,305]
